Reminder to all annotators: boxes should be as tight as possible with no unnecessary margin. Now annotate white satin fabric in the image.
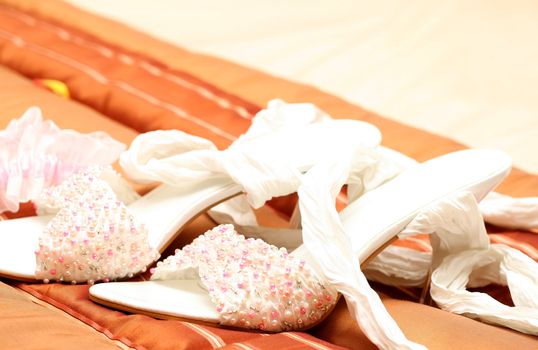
[298,148,427,350]
[304,146,538,339]
[120,99,380,210]
[296,148,538,348]
[118,100,424,347]
[119,99,538,346]
[365,191,538,336]
[480,191,538,230]
[220,143,538,346]
[120,100,306,210]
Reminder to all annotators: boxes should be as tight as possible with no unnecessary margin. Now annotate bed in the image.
[67,0,538,175]
[0,1,537,349]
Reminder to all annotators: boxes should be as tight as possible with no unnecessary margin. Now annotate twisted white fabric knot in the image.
[219,149,302,208]
[231,99,330,145]
[120,99,381,209]
[120,129,303,208]
[120,130,219,185]
[298,147,427,350]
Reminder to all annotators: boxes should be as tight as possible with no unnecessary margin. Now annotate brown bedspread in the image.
[0,1,537,349]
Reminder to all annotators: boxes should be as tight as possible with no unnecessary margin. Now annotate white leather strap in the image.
[353,144,538,232]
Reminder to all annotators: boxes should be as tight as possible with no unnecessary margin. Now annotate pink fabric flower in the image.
[0,107,125,213]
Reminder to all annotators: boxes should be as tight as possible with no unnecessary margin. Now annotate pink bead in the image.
[286,280,293,287]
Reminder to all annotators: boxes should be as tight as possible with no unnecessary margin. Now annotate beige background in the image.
[68,0,538,174]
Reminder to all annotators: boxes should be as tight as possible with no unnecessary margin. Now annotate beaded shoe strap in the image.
[35,167,159,284]
[150,224,337,331]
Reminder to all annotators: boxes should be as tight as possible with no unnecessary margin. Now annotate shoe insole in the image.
[91,280,218,322]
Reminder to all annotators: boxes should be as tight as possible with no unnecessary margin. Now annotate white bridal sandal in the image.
[89,148,510,350]
[0,100,381,283]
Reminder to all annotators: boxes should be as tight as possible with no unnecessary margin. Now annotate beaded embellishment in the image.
[35,166,140,216]
[151,224,337,331]
[35,167,159,284]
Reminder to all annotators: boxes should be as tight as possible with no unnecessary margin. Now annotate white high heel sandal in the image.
[89,148,510,350]
[0,100,380,283]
